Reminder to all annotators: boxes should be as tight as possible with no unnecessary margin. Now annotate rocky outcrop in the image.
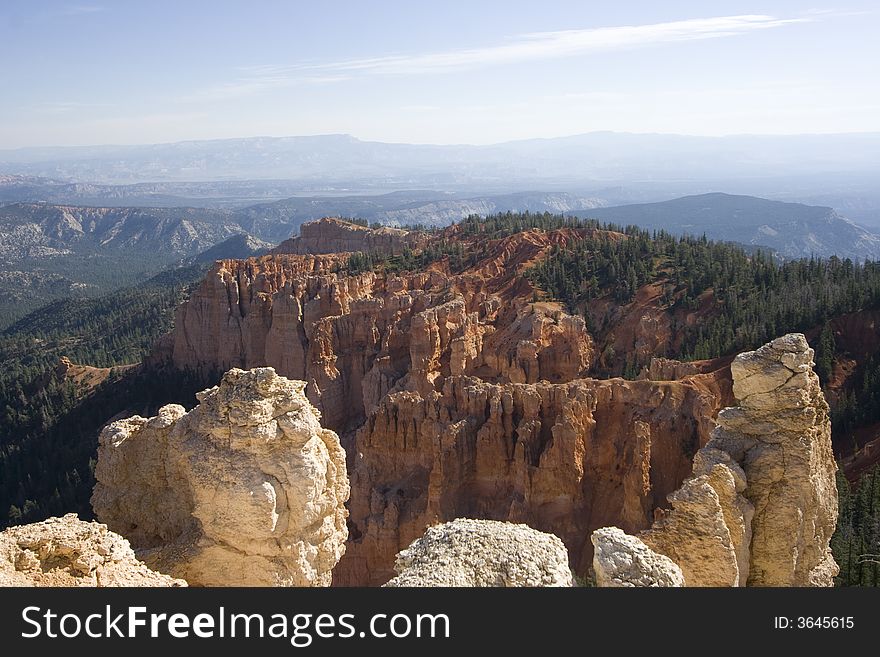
[92,367,349,586]
[0,514,185,587]
[479,304,592,384]
[591,527,684,587]
[51,356,131,391]
[273,217,421,256]
[639,356,732,382]
[591,333,837,587]
[690,447,753,582]
[707,333,838,586]
[383,518,573,587]
[639,475,741,586]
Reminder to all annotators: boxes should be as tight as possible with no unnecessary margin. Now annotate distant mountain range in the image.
[1,132,878,189]
[3,131,879,231]
[0,204,245,262]
[1,190,878,327]
[187,234,271,264]
[0,174,318,208]
[0,204,263,327]
[236,190,607,241]
[577,193,880,261]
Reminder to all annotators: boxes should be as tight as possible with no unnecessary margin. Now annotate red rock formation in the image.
[639,355,734,383]
[35,357,136,405]
[54,356,114,389]
[273,217,423,255]
[586,283,721,377]
[151,227,596,434]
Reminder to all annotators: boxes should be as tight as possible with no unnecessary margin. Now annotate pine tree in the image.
[815,322,836,386]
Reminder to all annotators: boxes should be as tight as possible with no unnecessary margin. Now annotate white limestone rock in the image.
[0,514,185,587]
[92,367,349,587]
[384,518,573,587]
[591,527,684,587]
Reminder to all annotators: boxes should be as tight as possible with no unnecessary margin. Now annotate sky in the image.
[0,1,878,148]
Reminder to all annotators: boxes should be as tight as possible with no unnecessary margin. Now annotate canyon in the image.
[147,218,739,585]
[8,328,836,588]
[1,217,844,588]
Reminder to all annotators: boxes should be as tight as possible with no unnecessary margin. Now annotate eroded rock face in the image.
[707,333,838,586]
[591,527,684,587]
[149,226,596,435]
[639,475,740,586]
[0,514,185,587]
[92,367,349,587]
[691,447,753,583]
[592,333,837,588]
[337,374,724,586]
[383,518,573,587]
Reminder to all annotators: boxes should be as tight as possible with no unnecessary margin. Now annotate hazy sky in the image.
[1,1,878,148]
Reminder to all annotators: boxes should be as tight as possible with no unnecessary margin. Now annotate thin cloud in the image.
[193,13,812,103]
[34,101,113,115]
[307,14,811,76]
[182,14,816,103]
[63,6,104,14]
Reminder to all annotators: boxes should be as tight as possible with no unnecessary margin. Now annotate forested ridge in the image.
[525,222,880,360]
[0,251,178,329]
[1,264,206,380]
[309,211,880,454]
[0,264,210,527]
[338,211,880,459]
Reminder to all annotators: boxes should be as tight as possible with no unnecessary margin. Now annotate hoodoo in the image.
[92,367,349,587]
[592,334,838,587]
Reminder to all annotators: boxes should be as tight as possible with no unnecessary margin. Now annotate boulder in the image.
[383,519,573,587]
[591,527,684,587]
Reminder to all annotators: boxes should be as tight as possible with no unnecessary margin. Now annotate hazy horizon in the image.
[5,128,880,153]
[2,1,878,149]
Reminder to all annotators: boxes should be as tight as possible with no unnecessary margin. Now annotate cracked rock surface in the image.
[707,334,838,586]
[92,367,349,586]
[0,514,185,587]
[591,527,684,587]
